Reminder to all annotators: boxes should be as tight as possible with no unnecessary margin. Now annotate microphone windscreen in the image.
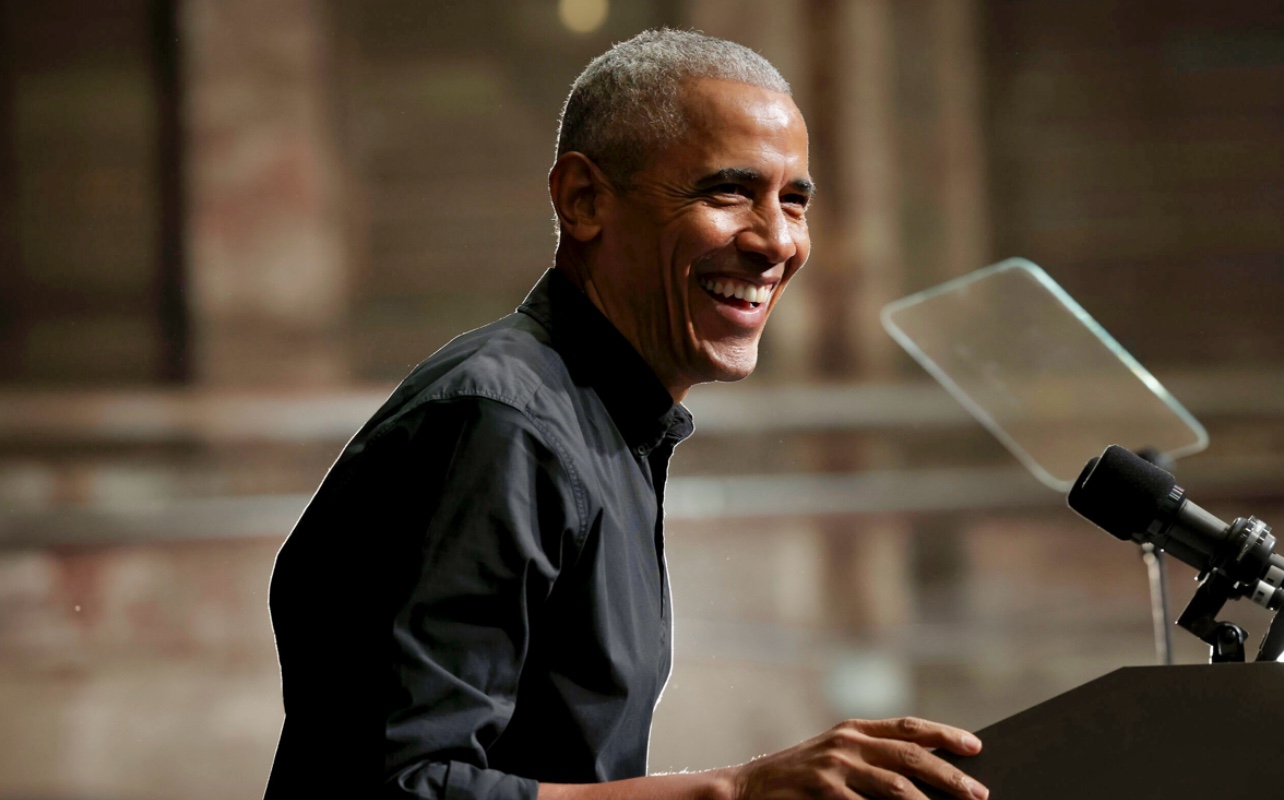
[1067,445,1177,541]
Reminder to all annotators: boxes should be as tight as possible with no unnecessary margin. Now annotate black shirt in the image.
[265,269,695,799]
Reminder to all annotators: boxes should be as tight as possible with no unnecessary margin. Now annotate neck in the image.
[553,247,690,403]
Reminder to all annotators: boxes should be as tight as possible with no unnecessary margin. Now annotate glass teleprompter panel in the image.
[881,258,1207,492]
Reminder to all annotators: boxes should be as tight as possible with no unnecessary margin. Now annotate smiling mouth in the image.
[698,276,775,309]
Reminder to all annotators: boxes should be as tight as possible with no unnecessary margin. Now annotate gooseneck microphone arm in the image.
[1068,445,1284,663]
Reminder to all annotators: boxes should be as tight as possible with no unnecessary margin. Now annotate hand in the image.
[726,717,987,800]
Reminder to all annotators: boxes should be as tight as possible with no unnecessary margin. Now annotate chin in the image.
[700,346,760,384]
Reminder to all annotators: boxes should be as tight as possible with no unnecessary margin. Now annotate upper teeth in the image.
[699,277,774,305]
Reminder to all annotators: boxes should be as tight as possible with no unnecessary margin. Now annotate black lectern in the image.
[918,663,1284,800]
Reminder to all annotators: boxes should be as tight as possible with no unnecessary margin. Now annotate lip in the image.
[710,297,769,326]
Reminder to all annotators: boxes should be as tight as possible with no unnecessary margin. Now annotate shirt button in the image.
[634,445,648,457]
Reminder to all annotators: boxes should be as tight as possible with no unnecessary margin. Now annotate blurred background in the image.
[0,0,1281,797]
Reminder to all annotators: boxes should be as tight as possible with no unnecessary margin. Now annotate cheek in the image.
[773,254,808,303]
[793,219,812,260]
[788,222,812,267]
[677,211,741,257]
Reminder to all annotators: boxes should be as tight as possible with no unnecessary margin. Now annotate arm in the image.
[268,394,589,799]
[539,718,987,800]
[382,397,581,799]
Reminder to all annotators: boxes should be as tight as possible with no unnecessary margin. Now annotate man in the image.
[266,29,987,800]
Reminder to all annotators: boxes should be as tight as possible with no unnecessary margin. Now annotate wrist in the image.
[700,766,742,800]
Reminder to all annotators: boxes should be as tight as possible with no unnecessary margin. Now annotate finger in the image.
[867,740,988,800]
[848,717,982,755]
[848,765,931,800]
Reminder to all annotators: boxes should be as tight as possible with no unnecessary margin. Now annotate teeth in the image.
[699,277,774,306]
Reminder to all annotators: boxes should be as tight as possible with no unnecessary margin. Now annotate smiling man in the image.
[552,69,813,399]
[265,29,986,800]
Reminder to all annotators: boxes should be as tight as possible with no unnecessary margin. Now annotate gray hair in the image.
[555,28,791,188]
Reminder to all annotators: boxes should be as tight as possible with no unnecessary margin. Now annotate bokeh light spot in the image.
[558,0,609,34]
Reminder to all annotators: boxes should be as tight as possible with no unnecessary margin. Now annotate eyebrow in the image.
[697,168,816,197]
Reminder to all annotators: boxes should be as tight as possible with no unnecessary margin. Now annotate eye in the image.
[783,193,810,208]
[713,183,751,198]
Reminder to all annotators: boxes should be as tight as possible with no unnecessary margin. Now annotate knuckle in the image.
[816,751,849,772]
[897,742,927,769]
[952,771,974,793]
[896,716,927,736]
[881,775,914,799]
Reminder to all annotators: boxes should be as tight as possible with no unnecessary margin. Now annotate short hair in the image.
[555,28,791,189]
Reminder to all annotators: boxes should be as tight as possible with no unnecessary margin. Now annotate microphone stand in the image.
[1135,448,1175,665]
[1139,543,1173,665]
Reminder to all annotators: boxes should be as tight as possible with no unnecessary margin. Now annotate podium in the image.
[917,663,1284,799]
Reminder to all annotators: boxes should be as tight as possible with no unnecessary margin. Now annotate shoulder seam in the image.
[522,395,590,548]
[371,392,590,548]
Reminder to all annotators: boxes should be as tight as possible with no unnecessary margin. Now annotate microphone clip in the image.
[1176,570,1250,662]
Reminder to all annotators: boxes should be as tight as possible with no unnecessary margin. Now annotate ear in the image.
[549,152,613,243]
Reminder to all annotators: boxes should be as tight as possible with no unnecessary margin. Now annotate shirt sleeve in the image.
[381,396,583,799]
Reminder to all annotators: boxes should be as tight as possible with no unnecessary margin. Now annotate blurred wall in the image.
[0,1,1281,798]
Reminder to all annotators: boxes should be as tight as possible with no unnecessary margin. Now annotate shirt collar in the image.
[518,269,695,455]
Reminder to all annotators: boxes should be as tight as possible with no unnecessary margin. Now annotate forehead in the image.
[652,78,810,179]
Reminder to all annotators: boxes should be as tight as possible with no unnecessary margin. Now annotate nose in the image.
[736,200,799,265]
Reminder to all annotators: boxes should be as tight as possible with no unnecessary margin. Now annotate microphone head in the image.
[1068,445,1177,541]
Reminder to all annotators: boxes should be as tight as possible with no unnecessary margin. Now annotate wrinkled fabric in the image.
[265,269,695,800]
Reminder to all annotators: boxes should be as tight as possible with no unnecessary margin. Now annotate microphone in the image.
[1069,445,1284,606]
[1068,445,1284,660]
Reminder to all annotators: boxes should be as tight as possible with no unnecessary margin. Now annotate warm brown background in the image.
[0,1,1281,798]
